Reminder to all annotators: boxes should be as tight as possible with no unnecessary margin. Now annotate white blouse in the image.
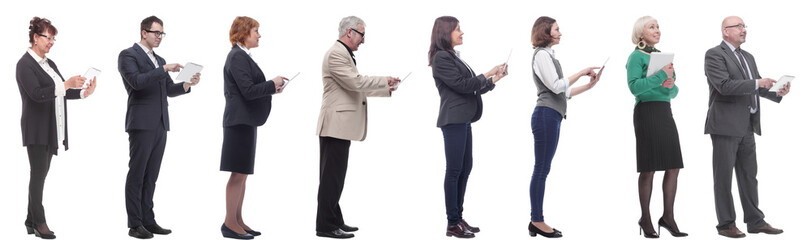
[533,48,571,98]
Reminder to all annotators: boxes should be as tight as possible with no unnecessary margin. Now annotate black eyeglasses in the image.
[36,33,56,42]
[145,30,167,38]
[351,28,365,39]
[724,24,747,30]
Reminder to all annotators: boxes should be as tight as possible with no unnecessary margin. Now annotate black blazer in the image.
[222,46,277,127]
[118,43,188,132]
[704,41,781,137]
[432,50,496,127]
[16,52,82,154]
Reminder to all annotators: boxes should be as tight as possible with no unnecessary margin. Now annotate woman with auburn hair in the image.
[16,16,97,239]
[526,16,601,238]
[429,15,508,239]
[220,16,288,239]
[626,16,687,238]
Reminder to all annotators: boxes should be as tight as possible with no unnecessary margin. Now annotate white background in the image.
[1,0,808,239]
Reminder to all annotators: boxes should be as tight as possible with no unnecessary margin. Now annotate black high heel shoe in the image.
[31,225,56,239]
[658,217,688,237]
[638,218,659,238]
[528,222,562,238]
[221,224,254,239]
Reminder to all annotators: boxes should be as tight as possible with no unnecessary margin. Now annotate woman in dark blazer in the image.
[626,16,686,238]
[15,17,97,239]
[220,16,287,240]
[429,16,508,239]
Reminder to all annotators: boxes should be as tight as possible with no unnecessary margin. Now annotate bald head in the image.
[721,16,747,48]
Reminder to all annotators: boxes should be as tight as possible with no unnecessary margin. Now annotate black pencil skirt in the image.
[220,124,258,174]
[633,101,684,172]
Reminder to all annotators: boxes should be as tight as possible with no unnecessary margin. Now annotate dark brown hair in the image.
[428,16,459,66]
[140,16,163,38]
[29,17,57,44]
[531,16,556,48]
[229,16,259,47]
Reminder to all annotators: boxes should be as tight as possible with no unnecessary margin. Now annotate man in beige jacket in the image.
[315,16,400,239]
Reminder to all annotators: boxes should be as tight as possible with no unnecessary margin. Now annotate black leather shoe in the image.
[245,230,261,236]
[528,222,562,238]
[339,224,358,232]
[446,223,475,238]
[221,224,254,239]
[129,226,154,239]
[316,229,355,238]
[657,217,687,237]
[460,219,480,233]
[144,224,172,235]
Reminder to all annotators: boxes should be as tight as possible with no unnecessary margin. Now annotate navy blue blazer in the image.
[222,45,277,127]
[432,50,496,127]
[16,52,82,154]
[118,43,188,132]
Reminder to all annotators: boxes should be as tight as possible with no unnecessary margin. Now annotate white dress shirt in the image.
[137,42,159,68]
[533,47,571,98]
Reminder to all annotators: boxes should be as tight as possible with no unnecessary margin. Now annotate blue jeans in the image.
[530,107,562,222]
[441,122,473,226]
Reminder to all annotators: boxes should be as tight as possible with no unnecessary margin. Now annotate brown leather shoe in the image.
[748,223,783,235]
[446,223,475,238]
[718,226,746,238]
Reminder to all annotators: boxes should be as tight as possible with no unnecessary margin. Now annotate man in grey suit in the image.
[704,16,790,238]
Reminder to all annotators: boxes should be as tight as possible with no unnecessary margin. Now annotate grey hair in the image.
[631,16,656,45]
[338,16,365,38]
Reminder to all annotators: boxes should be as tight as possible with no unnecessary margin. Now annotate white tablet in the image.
[177,62,203,83]
[82,67,101,88]
[769,75,794,92]
[279,72,299,89]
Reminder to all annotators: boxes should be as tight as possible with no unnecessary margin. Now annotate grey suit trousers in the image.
[711,130,767,231]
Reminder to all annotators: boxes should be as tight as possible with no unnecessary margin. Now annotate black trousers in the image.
[316,136,351,232]
[25,145,53,226]
[125,126,167,228]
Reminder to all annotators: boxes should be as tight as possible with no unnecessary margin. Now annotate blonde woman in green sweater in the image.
[626,16,687,239]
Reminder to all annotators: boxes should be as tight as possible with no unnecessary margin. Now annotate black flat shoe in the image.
[33,228,56,239]
[638,218,659,238]
[245,229,261,236]
[446,223,474,238]
[339,224,358,232]
[658,217,688,237]
[316,229,354,239]
[129,226,154,239]
[221,224,254,239]
[144,224,172,235]
[461,219,480,233]
[528,222,562,238]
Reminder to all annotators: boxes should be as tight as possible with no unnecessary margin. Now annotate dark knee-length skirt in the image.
[633,101,684,172]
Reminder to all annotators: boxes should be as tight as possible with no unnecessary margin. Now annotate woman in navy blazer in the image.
[15,17,96,239]
[219,16,287,240]
[429,16,508,238]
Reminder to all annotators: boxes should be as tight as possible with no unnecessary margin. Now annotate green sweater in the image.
[626,50,678,105]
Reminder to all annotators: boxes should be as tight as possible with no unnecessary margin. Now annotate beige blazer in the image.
[317,41,390,141]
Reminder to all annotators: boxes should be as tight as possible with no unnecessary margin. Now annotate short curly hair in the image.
[229,16,259,47]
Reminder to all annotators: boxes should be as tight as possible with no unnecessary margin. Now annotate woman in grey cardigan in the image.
[527,16,600,238]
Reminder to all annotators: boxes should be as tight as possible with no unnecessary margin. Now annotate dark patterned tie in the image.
[735,48,757,112]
